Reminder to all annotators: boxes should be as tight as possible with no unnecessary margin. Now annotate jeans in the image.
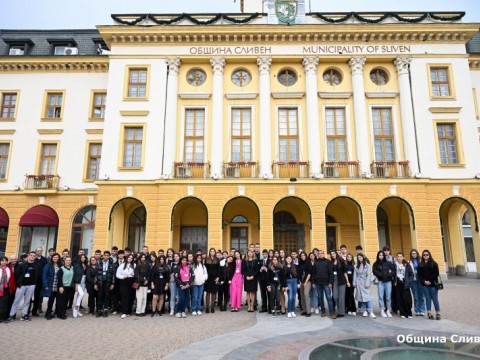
[377,281,392,310]
[411,279,426,313]
[169,282,177,312]
[192,284,204,312]
[310,284,318,309]
[176,285,189,314]
[9,285,35,317]
[359,300,373,312]
[286,279,297,313]
[317,284,334,313]
[423,285,440,312]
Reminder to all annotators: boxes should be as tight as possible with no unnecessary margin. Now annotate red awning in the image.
[0,207,9,228]
[20,205,59,227]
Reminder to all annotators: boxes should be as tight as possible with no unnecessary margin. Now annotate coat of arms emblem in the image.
[275,0,298,24]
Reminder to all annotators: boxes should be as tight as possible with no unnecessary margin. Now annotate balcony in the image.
[370,161,410,178]
[273,161,310,178]
[322,161,360,178]
[223,162,259,178]
[173,162,210,179]
[24,175,60,190]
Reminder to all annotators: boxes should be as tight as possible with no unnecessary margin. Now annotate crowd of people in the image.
[0,243,442,322]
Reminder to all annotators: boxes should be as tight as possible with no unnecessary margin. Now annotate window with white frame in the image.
[278,108,299,162]
[231,108,251,162]
[372,108,395,162]
[184,109,205,163]
[325,108,347,161]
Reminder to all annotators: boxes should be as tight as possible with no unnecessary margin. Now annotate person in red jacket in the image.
[0,256,16,321]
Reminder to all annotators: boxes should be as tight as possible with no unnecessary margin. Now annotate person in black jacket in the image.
[267,256,286,317]
[57,256,75,320]
[312,250,334,318]
[394,252,414,319]
[85,256,98,316]
[5,251,38,323]
[243,250,258,312]
[95,251,116,318]
[345,254,356,315]
[30,247,48,317]
[372,250,396,318]
[330,250,349,318]
[297,252,311,317]
[150,255,169,317]
[174,256,194,318]
[134,253,151,316]
[257,249,270,313]
[417,249,441,320]
[73,254,88,318]
[204,248,220,313]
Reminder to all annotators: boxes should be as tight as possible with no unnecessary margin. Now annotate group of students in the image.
[0,243,442,322]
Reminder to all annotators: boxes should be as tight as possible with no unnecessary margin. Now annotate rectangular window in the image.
[123,127,143,168]
[278,108,298,162]
[372,108,395,162]
[87,143,102,180]
[39,144,57,175]
[44,92,63,119]
[437,123,458,165]
[430,67,451,97]
[231,108,251,162]
[0,143,10,179]
[1,93,17,119]
[184,109,205,163]
[325,108,347,162]
[91,92,106,119]
[127,68,148,98]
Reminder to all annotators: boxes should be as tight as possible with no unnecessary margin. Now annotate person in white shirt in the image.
[191,254,208,315]
[116,254,136,318]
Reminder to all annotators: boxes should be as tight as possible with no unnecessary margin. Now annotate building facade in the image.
[1,2,480,277]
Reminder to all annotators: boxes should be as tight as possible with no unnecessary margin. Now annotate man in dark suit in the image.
[258,249,270,313]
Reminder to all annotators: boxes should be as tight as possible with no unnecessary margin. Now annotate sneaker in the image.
[288,312,292,318]
[192,311,197,316]
[175,313,181,318]
[347,311,352,315]
[4,317,13,323]
[362,311,368,317]
[419,312,425,316]
[197,311,202,315]
[170,310,174,316]
[77,311,83,317]
[386,310,392,318]
[407,316,413,319]
[73,309,78,318]
[151,312,159,318]
[351,312,356,316]
[121,314,127,319]
[112,311,118,315]
[315,309,319,315]
[292,312,296,318]
[369,312,376,319]
[401,315,406,319]
[381,310,387,318]
[22,315,31,321]
[181,312,187,318]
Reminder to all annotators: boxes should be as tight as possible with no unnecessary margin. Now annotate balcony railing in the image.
[24,175,60,190]
[273,161,310,178]
[223,162,259,178]
[322,161,360,178]
[173,162,210,179]
[370,161,410,178]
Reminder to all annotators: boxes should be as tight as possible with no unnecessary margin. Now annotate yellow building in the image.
[0,4,480,277]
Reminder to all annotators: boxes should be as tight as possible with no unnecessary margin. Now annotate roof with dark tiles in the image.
[467,32,480,54]
[0,29,107,56]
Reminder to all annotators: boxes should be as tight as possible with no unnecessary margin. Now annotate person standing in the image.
[96,251,115,318]
[174,256,194,318]
[312,250,335,318]
[117,254,136,318]
[204,248,219,314]
[284,255,299,318]
[345,254,356,315]
[394,252,414,319]
[372,250,395,318]
[243,250,258,312]
[257,250,270,313]
[267,256,285,317]
[330,250,349,318]
[73,254,88,318]
[85,256,98,316]
[0,256,15,321]
[41,253,61,320]
[409,249,426,316]
[353,253,376,318]
[417,250,441,320]
[56,256,75,320]
[217,253,230,312]
[151,255,169,317]
[298,252,311,317]
[191,254,208,315]
[168,253,180,315]
[134,253,150,316]
[31,247,47,317]
[5,251,38,322]
[229,250,243,312]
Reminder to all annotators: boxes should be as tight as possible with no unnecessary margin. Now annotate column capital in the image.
[257,57,272,75]
[348,56,367,75]
[210,57,226,75]
[302,57,319,75]
[394,57,412,76]
[166,57,181,76]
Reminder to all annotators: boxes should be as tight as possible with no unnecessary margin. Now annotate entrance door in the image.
[463,212,477,273]
[231,227,248,254]
[273,211,304,254]
[377,207,390,250]
[326,226,336,252]
[180,226,208,252]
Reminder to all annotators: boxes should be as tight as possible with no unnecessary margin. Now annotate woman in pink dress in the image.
[229,250,243,312]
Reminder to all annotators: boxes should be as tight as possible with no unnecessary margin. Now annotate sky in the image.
[0,0,479,29]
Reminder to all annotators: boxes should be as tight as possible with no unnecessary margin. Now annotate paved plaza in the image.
[2,276,480,359]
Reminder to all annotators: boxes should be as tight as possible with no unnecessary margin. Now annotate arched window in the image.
[128,206,146,252]
[232,215,248,223]
[71,206,96,257]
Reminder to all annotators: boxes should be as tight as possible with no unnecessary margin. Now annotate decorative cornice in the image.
[0,130,16,135]
[119,110,150,116]
[225,93,258,99]
[166,57,181,76]
[318,91,352,99]
[85,129,104,134]
[37,129,64,135]
[394,57,412,75]
[349,57,367,75]
[469,58,480,70]
[178,92,211,99]
[0,58,109,72]
[271,92,305,99]
[302,57,319,76]
[257,57,272,75]
[429,107,462,113]
[210,57,226,75]
[365,91,399,98]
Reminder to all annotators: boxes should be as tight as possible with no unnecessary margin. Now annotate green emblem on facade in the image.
[275,0,298,24]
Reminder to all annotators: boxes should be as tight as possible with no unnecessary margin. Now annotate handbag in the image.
[434,276,444,290]
[132,282,139,289]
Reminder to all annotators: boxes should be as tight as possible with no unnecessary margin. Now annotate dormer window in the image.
[3,39,34,56]
[47,38,78,56]
[9,46,25,56]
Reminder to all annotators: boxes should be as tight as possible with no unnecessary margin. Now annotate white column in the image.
[302,57,321,177]
[257,57,273,178]
[349,57,371,176]
[394,57,420,176]
[163,57,181,177]
[210,57,226,178]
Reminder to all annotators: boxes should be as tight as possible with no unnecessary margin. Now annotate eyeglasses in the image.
[422,254,429,257]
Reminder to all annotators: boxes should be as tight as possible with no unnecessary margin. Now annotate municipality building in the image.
[1,0,480,277]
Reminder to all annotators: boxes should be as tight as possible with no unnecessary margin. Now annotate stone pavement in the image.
[2,276,479,359]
